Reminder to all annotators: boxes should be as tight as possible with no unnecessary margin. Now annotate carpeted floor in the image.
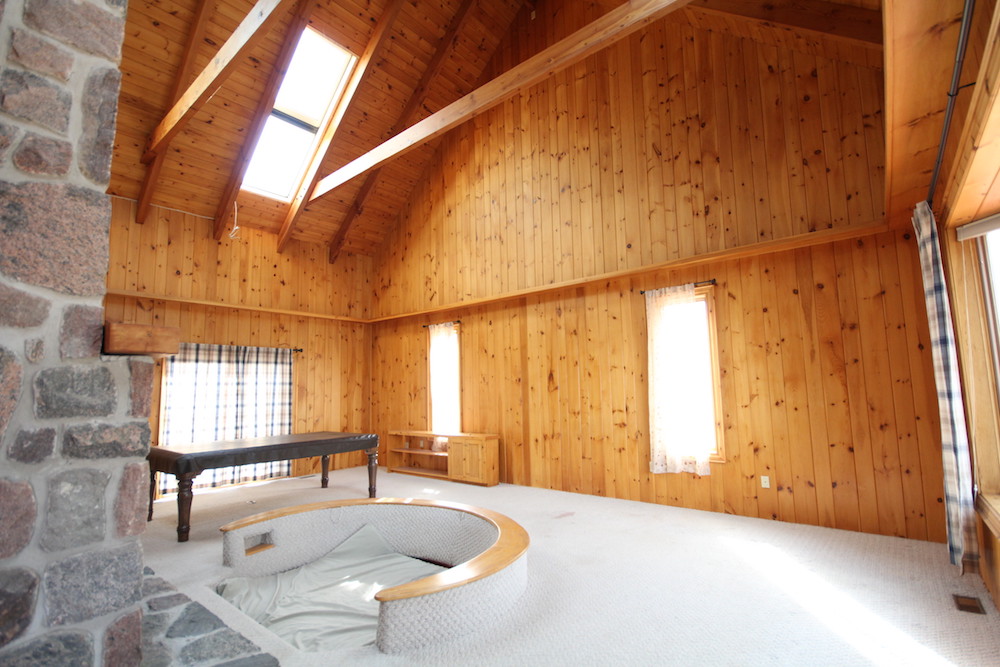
[142,467,1000,666]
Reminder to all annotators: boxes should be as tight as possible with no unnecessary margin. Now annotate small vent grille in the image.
[953,594,986,614]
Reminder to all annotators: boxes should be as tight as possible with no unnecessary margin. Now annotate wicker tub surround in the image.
[218,498,529,653]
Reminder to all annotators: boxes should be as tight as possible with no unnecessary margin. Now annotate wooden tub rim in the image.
[219,497,530,602]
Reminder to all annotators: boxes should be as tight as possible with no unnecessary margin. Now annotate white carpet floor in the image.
[142,467,1000,666]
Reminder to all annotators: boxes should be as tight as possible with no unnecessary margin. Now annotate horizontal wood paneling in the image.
[371,231,946,541]
[371,14,885,317]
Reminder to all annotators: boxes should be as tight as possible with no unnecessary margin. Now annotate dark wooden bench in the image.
[147,431,378,541]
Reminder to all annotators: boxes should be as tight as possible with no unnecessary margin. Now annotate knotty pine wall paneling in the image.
[105,199,373,475]
[371,232,946,541]
[371,13,885,317]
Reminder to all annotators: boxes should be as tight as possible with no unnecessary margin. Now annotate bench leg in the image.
[321,455,329,488]
[176,474,196,542]
[148,470,156,521]
[366,448,378,498]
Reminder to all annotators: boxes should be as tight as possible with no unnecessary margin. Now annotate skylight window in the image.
[242,27,355,201]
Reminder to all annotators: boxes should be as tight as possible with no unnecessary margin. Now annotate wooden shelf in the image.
[386,466,451,480]
[388,447,448,457]
[386,430,499,486]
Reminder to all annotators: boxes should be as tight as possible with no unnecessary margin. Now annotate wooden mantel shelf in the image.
[103,322,181,356]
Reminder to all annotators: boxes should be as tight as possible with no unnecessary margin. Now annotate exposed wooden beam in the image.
[275,0,406,253]
[141,0,297,164]
[212,0,312,240]
[942,0,1000,227]
[327,0,479,263]
[685,0,882,47]
[884,0,966,229]
[135,0,215,224]
[310,0,695,202]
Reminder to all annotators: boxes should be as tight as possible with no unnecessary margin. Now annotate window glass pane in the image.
[429,323,461,433]
[242,116,316,199]
[650,299,717,459]
[274,28,354,126]
[241,27,355,200]
[985,231,1000,306]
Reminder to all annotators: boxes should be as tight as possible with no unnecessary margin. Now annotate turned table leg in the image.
[147,470,156,521]
[321,454,330,488]
[366,448,378,498]
[176,474,196,542]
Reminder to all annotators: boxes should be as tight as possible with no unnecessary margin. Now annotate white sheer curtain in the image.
[159,343,293,492]
[645,284,716,476]
[428,322,461,434]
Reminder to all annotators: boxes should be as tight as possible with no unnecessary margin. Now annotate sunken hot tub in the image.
[217,497,529,653]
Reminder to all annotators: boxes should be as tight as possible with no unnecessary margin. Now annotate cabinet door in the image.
[447,438,481,483]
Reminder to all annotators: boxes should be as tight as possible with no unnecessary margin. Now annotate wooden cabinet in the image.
[386,431,499,486]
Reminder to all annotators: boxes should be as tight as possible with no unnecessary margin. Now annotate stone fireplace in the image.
[0,0,147,662]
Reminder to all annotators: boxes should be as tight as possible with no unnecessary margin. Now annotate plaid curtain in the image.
[912,201,979,570]
[159,343,293,493]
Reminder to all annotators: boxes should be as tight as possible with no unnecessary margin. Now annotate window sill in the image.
[976,493,1000,538]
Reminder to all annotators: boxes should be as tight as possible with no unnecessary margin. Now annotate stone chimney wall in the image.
[0,0,149,663]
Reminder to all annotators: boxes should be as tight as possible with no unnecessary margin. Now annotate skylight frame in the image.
[241,26,357,202]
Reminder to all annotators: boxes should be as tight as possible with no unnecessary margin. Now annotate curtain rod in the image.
[422,320,462,328]
[639,278,716,295]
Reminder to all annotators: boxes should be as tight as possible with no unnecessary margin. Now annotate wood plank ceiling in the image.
[111,0,525,256]
[115,0,994,265]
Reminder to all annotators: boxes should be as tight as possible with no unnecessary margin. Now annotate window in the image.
[241,27,356,200]
[158,343,293,493]
[428,321,461,434]
[644,283,724,476]
[979,230,1000,388]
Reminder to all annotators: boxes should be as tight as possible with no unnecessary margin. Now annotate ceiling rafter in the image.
[141,0,298,164]
[135,0,215,224]
[211,0,313,240]
[684,0,882,48]
[327,0,481,264]
[275,0,407,253]
[308,0,697,204]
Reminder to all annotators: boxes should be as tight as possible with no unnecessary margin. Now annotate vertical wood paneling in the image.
[371,232,945,541]
[371,12,885,318]
[105,200,372,474]
[107,198,371,319]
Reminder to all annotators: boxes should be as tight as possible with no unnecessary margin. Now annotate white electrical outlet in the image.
[760,475,771,489]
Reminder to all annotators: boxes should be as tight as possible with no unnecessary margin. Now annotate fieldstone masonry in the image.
[0,0,147,662]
